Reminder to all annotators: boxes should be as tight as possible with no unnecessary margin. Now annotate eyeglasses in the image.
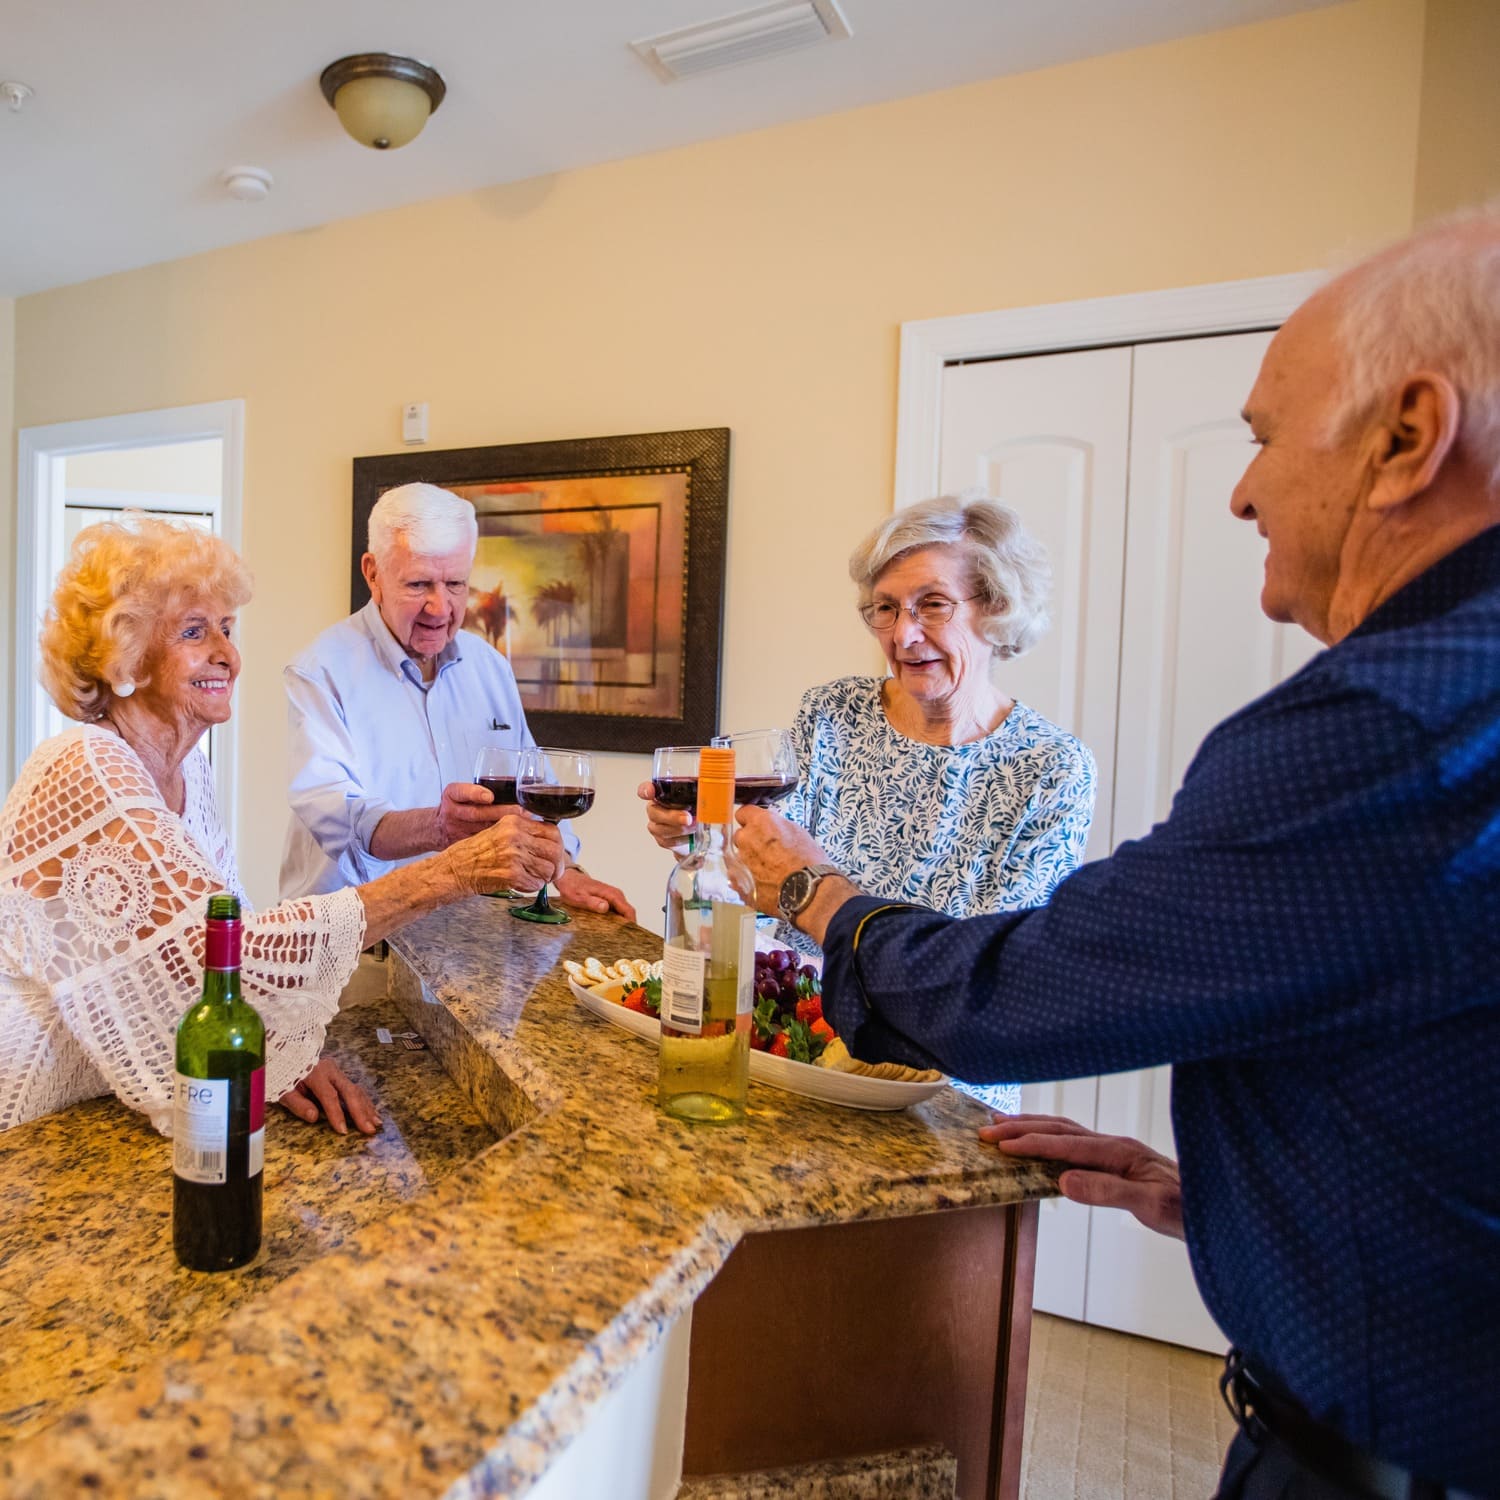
[859,593,982,631]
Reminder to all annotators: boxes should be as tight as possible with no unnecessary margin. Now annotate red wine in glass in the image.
[476,776,518,806]
[518,786,595,821]
[733,775,798,807]
[473,745,524,898]
[511,748,595,925]
[650,777,699,813]
[712,729,799,811]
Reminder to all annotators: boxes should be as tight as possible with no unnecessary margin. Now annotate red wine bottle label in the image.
[661,943,706,1034]
[173,1073,230,1184]
[248,1066,265,1179]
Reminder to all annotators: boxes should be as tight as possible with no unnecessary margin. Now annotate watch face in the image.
[779,869,814,918]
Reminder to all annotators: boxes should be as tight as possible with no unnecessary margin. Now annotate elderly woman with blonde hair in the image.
[0,516,563,1135]
[642,494,1096,1109]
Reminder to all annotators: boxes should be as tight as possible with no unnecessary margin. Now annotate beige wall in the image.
[1413,0,1500,222]
[1,297,14,775]
[12,0,1427,923]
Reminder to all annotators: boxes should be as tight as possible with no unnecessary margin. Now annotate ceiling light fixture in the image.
[3,81,34,113]
[319,53,446,151]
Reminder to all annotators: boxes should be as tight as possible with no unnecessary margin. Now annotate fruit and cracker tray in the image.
[563,949,941,1084]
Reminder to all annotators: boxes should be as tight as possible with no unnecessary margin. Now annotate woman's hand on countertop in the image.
[281,1055,382,1136]
[980,1113,1185,1240]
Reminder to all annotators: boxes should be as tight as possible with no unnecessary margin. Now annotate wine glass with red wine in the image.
[472,744,522,898]
[710,728,799,808]
[650,745,701,851]
[511,747,595,925]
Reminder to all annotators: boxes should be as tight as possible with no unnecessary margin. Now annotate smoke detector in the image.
[632,0,852,83]
[222,166,273,203]
[3,81,34,113]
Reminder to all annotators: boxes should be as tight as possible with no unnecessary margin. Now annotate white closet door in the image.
[938,347,1131,1318]
[1085,331,1322,1353]
[937,345,1132,864]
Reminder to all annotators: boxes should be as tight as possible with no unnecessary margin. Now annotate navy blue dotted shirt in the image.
[822,525,1500,1492]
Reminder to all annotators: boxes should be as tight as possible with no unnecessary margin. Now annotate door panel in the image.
[1113,333,1321,843]
[937,346,1132,864]
[939,348,1130,1319]
[937,331,1322,1352]
[1087,331,1321,1353]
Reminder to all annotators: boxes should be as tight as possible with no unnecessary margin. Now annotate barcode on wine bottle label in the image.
[173,1072,230,1185]
[661,943,706,1034]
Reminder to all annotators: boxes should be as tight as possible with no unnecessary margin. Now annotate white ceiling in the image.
[2,0,1340,298]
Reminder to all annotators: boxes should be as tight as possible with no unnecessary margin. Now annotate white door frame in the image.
[894,270,1326,508]
[13,400,246,844]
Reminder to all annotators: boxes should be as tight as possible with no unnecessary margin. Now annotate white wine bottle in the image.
[172,892,266,1271]
[659,746,754,1122]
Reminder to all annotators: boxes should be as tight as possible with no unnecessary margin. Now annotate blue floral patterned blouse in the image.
[781,675,1097,1111]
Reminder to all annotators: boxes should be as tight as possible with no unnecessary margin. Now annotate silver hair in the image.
[367,482,478,563]
[1329,201,1500,486]
[848,492,1051,660]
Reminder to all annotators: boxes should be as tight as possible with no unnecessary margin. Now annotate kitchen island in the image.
[0,901,1055,1499]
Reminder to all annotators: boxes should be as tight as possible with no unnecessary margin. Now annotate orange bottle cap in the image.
[697,747,735,825]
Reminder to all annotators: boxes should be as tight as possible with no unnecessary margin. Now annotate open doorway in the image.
[13,400,245,844]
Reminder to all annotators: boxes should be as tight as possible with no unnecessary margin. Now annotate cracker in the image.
[815,1036,939,1082]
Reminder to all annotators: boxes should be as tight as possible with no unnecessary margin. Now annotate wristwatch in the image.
[778,864,842,922]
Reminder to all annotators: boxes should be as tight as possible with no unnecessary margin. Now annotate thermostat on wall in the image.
[402,402,429,445]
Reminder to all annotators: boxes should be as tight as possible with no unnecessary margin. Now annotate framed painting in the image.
[350,428,730,754]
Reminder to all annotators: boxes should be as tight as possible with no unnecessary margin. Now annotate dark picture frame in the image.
[351,428,730,754]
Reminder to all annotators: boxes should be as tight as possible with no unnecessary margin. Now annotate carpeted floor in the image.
[1020,1315,1239,1499]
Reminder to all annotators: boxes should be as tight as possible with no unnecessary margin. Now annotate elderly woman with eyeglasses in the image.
[641,494,1095,1109]
[0,517,563,1137]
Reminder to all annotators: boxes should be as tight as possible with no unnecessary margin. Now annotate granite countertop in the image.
[0,902,1057,1498]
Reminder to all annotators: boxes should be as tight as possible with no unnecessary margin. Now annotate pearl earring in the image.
[113,680,136,698]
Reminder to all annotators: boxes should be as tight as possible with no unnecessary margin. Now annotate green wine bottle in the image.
[172,893,266,1271]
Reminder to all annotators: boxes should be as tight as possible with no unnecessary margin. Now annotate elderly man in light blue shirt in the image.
[280,482,635,919]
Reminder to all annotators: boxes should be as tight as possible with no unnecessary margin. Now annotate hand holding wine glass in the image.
[640,745,700,853]
[470,745,524,896]
[512,748,595,925]
[445,814,564,900]
[472,744,521,813]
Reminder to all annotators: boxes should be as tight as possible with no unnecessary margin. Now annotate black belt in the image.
[1220,1349,1483,1500]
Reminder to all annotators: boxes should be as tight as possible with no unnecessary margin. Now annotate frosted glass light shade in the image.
[333,75,432,150]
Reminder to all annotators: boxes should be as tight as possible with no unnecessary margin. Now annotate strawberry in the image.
[769,1033,791,1058]
[809,1017,836,1045]
[795,994,823,1025]
[621,986,649,1013]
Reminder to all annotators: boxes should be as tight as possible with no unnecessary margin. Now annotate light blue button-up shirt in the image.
[280,600,578,898]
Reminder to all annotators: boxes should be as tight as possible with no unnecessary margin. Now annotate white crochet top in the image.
[0,726,365,1135]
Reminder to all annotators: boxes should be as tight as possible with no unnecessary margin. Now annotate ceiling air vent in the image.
[632,0,853,83]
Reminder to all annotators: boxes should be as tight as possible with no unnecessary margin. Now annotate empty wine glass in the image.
[511,747,595,925]
[472,745,522,898]
[710,727,799,807]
